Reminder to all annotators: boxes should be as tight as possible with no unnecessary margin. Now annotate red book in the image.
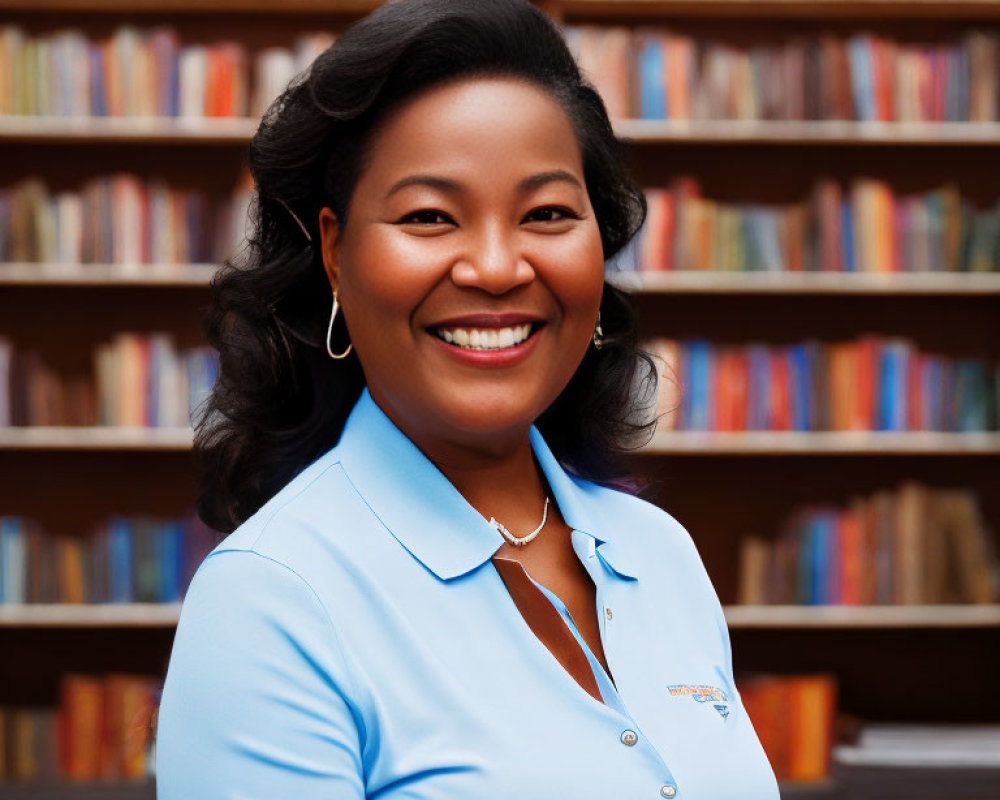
[770,351,792,430]
[854,336,878,430]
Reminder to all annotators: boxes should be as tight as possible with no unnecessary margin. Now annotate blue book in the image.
[108,518,133,603]
[637,34,666,120]
[687,340,713,431]
[877,341,909,431]
[841,202,855,272]
[812,516,828,605]
[788,344,811,431]
[797,518,815,605]
[847,35,875,121]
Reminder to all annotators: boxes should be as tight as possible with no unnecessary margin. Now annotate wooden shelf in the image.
[0,603,182,628]
[0,263,219,287]
[7,264,1000,294]
[0,116,258,144]
[640,431,1000,455]
[724,604,1000,628]
[558,0,1000,19]
[1,0,998,19]
[2,428,996,454]
[6,117,1000,147]
[0,427,194,451]
[1,602,996,629]
[615,119,1000,146]
[609,271,1000,295]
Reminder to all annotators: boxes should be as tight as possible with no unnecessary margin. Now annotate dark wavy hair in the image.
[195,0,657,534]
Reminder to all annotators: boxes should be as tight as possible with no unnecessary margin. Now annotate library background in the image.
[0,0,998,797]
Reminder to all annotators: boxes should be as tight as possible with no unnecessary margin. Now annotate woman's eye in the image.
[399,210,452,225]
[524,206,577,223]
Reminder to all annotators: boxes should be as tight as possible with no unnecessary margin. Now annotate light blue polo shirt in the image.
[156,388,779,799]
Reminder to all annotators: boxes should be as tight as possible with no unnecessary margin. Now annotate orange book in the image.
[101,39,121,116]
[787,675,837,781]
[204,47,224,117]
[59,674,104,781]
[785,201,805,272]
[853,336,879,430]
[101,674,155,780]
[840,507,863,605]
[738,676,790,779]
[664,33,692,120]
[60,537,85,604]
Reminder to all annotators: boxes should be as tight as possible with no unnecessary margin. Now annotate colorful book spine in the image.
[738,483,1000,605]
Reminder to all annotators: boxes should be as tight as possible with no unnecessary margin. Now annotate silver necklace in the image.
[489,497,550,547]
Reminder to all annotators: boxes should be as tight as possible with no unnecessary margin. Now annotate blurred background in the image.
[0,0,998,797]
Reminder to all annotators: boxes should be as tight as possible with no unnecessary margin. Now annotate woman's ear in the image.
[318,207,342,293]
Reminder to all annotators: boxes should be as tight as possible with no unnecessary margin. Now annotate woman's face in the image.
[319,76,605,453]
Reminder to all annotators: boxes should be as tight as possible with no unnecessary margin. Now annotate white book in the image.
[251,48,295,119]
[179,45,207,118]
[55,192,83,264]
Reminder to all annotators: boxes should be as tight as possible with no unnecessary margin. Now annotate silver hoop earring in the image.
[326,293,353,360]
[592,310,604,350]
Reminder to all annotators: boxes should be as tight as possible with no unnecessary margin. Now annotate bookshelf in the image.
[1,0,998,794]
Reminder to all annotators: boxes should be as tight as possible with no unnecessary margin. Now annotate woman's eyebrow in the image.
[517,170,583,194]
[384,170,583,200]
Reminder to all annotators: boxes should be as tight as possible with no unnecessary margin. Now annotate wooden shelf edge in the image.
[0,427,195,450]
[5,264,1000,294]
[0,263,219,286]
[639,431,1000,455]
[0,603,182,627]
[2,0,999,19]
[724,604,1000,628]
[2,429,997,454]
[4,117,1000,146]
[2,603,996,628]
[609,271,1000,295]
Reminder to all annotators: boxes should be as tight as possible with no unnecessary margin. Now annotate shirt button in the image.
[620,729,638,746]
[605,607,613,620]
[660,785,677,798]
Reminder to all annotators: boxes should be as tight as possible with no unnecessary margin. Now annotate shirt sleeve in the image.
[155,548,366,799]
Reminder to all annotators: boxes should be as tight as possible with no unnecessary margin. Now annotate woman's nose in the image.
[449,226,535,295]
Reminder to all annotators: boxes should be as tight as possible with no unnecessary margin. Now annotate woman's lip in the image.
[427,313,544,329]
[427,324,542,367]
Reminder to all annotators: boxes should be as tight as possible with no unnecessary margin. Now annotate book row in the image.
[0,333,219,428]
[0,511,218,605]
[617,177,1000,274]
[736,673,836,782]
[644,335,999,433]
[0,173,253,265]
[0,25,334,118]
[0,673,158,783]
[566,26,1000,122]
[737,481,999,606]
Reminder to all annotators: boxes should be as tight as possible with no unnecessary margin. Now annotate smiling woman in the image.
[154,1,780,798]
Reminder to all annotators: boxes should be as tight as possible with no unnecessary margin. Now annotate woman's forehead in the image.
[358,77,584,192]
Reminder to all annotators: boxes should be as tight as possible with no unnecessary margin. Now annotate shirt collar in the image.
[334,388,638,582]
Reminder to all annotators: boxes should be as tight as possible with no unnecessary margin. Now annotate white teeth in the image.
[435,323,535,351]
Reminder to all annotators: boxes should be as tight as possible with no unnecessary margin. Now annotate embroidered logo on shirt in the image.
[667,684,730,720]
